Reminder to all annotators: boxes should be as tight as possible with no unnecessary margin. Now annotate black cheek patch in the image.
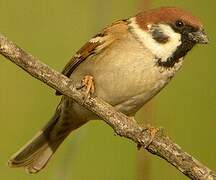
[156,24,198,68]
[152,28,169,44]
[156,34,196,68]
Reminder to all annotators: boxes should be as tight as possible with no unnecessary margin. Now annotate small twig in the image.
[0,34,215,180]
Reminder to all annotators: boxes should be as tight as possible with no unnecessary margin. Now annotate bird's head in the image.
[129,7,208,67]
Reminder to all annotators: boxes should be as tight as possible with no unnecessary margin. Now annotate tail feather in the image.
[8,108,68,173]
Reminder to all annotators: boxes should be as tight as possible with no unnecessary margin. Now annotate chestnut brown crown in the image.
[136,7,203,30]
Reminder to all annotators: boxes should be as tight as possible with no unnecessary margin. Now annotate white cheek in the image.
[129,18,181,62]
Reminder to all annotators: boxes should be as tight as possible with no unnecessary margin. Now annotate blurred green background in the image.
[0,0,215,179]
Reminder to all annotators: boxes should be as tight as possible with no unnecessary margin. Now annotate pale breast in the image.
[70,32,183,116]
[115,59,183,115]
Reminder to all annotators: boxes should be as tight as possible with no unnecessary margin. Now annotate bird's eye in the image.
[175,20,184,28]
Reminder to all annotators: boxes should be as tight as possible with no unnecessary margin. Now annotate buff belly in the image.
[66,33,183,118]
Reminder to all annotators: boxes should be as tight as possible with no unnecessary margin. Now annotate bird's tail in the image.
[8,107,78,174]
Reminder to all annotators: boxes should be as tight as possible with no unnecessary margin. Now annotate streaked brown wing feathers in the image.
[61,41,101,78]
[56,19,129,95]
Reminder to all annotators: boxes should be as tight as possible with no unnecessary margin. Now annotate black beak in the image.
[189,29,209,44]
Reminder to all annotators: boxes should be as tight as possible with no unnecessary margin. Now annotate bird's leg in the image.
[76,75,95,103]
[82,75,95,95]
[137,124,159,150]
[146,126,158,144]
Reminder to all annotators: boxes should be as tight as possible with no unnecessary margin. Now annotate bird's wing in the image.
[56,20,129,95]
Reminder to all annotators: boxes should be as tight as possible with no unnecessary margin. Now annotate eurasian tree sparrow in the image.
[8,7,208,173]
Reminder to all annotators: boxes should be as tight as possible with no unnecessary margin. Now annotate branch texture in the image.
[0,34,215,180]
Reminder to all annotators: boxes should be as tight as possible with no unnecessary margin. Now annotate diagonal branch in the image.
[0,34,215,180]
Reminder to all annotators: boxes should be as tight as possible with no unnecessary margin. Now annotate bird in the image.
[8,7,208,173]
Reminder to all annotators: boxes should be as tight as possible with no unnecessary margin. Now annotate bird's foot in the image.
[77,75,95,103]
[146,126,158,143]
[137,125,158,150]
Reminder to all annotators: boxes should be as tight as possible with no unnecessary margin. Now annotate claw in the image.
[147,127,158,142]
[77,75,95,103]
[82,75,95,95]
[139,125,158,149]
